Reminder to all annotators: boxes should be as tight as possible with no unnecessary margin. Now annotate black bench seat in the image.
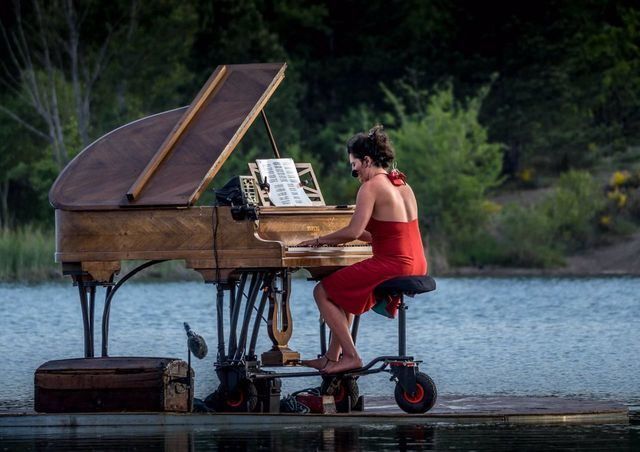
[375,275,436,298]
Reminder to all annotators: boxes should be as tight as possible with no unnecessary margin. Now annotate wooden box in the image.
[34,357,192,413]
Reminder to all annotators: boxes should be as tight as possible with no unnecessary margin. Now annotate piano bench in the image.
[374,275,436,298]
[323,275,437,358]
[370,275,436,357]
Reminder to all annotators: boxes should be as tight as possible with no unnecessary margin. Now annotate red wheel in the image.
[402,382,425,403]
[207,380,258,412]
[321,377,359,413]
[394,372,437,414]
[226,390,245,408]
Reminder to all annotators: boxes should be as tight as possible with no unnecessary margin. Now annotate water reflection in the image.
[1,423,638,451]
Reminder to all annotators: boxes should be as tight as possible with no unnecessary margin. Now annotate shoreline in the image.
[2,267,640,284]
[438,230,640,278]
[438,266,640,278]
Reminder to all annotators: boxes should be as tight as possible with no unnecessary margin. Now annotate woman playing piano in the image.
[298,125,427,374]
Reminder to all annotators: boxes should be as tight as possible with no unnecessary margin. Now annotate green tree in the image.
[385,82,503,267]
[478,0,640,175]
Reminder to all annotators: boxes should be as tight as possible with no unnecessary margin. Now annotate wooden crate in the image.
[34,357,192,413]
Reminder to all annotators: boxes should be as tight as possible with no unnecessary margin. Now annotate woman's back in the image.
[367,173,419,223]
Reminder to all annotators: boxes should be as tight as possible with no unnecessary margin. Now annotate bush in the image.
[601,168,640,231]
[386,84,504,267]
[540,170,605,250]
[495,203,564,267]
[493,170,606,267]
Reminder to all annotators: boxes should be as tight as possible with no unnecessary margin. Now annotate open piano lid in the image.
[49,63,286,210]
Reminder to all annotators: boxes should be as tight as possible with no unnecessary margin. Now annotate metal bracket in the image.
[389,362,418,395]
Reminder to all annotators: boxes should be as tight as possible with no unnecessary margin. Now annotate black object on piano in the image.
[213,176,259,221]
[214,176,255,206]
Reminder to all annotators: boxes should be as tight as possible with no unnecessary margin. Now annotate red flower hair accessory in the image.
[387,168,407,186]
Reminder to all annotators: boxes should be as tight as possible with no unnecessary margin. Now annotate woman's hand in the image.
[298,237,321,247]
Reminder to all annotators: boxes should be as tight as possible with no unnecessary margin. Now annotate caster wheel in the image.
[207,380,258,412]
[321,376,359,413]
[394,372,437,414]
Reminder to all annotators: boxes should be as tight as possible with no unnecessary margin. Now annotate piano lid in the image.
[49,63,287,210]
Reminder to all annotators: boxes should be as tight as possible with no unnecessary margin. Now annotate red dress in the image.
[321,211,428,316]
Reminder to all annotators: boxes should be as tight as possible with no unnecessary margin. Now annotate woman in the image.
[298,125,427,374]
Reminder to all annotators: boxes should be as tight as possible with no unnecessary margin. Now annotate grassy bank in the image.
[0,227,201,283]
[0,227,58,282]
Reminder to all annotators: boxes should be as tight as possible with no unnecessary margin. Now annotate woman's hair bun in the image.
[347,124,395,168]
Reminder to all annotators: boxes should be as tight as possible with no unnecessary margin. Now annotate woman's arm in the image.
[358,230,372,243]
[298,183,375,246]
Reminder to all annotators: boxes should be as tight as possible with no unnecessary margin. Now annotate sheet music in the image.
[256,158,313,206]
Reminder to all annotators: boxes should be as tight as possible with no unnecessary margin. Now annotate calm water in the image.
[1,277,639,449]
[1,423,638,451]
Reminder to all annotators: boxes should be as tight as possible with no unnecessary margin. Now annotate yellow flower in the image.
[607,188,628,208]
[617,193,627,208]
[482,200,502,214]
[599,215,611,226]
[610,170,630,187]
[518,168,534,183]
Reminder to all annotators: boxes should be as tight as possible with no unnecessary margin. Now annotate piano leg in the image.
[101,277,114,357]
[76,280,94,358]
[216,283,226,362]
[213,271,274,411]
[261,270,300,366]
[233,272,265,361]
[212,269,298,412]
[247,273,274,360]
[227,273,247,357]
[88,285,96,356]
[100,260,165,357]
[229,272,259,359]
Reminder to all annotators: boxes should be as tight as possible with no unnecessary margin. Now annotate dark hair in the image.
[346,124,395,168]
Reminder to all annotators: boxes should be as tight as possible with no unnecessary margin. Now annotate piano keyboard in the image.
[286,245,372,255]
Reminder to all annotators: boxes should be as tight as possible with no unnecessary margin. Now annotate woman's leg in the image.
[314,283,363,373]
[301,298,352,370]
[324,312,353,361]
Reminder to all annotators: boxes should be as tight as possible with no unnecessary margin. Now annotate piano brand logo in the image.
[306,226,320,232]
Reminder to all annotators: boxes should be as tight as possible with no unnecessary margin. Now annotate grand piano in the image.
[49,63,373,407]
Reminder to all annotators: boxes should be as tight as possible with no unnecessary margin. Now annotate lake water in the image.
[1,423,638,451]
[1,277,639,449]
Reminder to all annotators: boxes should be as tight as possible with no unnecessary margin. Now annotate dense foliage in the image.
[1,0,639,274]
[494,171,607,267]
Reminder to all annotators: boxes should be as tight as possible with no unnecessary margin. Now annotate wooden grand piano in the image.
[49,63,372,382]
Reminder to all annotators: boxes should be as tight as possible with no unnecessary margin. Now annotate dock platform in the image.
[0,396,629,428]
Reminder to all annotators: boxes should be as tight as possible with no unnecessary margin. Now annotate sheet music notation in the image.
[256,158,313,207]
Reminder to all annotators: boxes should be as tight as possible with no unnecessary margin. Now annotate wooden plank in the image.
[188,66,287,205]
[36,372,162,390]
[126,66,228,201]
[10,396,631,426]
[36,357,180,371]
[49,108,186,210]
[49,63,288,210]
[129,63,287,207]
[53,204,372,281]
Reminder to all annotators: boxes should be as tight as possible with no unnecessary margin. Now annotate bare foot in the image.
[321,355,363,375]
[301,356,334,370]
